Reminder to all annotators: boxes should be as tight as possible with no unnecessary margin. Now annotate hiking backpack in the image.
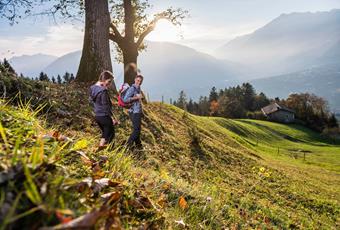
[118,83,132,108]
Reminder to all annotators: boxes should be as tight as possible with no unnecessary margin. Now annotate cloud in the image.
[0,24,83,59]
[0,18,264,59]
[168,20,266,55]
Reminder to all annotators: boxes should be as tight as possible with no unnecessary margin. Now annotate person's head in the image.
[134,74,143,87]
[98,70,114,87]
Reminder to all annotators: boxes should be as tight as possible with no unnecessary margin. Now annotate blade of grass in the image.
[7,205,44,224]
[0,121,9,149]
[23,163,42,205]
[0,192,22,230]
[32,103,47,117]
[0,188,5,208]
[11,134,22,165]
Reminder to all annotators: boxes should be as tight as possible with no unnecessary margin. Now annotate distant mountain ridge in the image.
[217,9,340,78]
[43,51,82,77]
[9,54,58,77]
[10,41,242,101]
[250,63,340,111]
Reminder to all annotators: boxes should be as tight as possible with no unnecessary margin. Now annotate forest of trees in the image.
[280,93,339,132]
[35,72,75,84]
[173,83,339,133]
[174,83,270,119]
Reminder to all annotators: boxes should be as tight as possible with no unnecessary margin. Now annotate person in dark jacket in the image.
[123,75,144,149]
[89,71,116,148]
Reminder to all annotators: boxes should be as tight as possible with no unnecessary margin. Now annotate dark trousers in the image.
[127,112,142,147]
[95,115,115,144]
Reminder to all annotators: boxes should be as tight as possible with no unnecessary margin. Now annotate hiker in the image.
[123,74,144,149]
[89,71,117,149]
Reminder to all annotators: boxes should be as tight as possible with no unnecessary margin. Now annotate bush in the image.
[246,111,266,120]
[322,127,340,140]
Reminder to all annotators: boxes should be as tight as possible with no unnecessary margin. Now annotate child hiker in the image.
[89,70,117,149]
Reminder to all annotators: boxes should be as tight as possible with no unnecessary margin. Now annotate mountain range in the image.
[8,9,340,110]
[9,53,58,77]
[250,63,340,112]
[10,41,242,101]
[216,9,340,78]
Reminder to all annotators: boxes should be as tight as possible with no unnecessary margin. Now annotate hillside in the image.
[250,63,340,111]
[1,75,339,229]
[217,9,340,78]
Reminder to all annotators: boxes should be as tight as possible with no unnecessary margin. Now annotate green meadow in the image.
[0,81,339,229]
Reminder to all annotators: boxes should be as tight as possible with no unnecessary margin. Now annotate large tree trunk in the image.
[123,47,138,85]
[122,0,138,85]
[76,0,116,90]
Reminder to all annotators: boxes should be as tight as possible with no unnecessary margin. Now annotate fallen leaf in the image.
[42,208,108,230]
[157,193,167,208]
[71,139,88,151]
[82,177,92,187]
[76,151,94,166]
[174,219,186,227]
[92,178,110,194]
[179,196,188,210]
[264,216,271,225]
[103,191,122,206]
[136,195,153,209]
[52,131,60,139]
[55,209,74,216]
[108,180,122,188]
[161,183,170,190]
[92,164,105,179]
[58,134,72,142]
[55,210,73,224]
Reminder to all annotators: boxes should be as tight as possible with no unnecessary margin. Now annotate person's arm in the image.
[101,90,110,105]
[100,90,113,116]
[123,87,140,103]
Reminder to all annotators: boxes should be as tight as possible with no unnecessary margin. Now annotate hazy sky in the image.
[1,0,340,59]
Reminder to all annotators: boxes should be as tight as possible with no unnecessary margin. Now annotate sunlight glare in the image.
[146,19,181,42]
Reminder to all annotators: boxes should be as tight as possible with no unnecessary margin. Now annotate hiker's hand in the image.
[132,94,142,101]
[112,118,120,125]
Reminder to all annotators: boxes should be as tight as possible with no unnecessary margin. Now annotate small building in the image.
[261,103,295,123]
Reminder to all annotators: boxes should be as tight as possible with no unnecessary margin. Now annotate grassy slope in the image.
[1,79,339,229]
[144,104,340,229]
[213,118,340,171]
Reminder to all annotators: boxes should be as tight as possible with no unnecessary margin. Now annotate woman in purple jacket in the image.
[89,71,116,149]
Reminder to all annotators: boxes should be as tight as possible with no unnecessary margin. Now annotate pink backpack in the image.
[118,83,132,108]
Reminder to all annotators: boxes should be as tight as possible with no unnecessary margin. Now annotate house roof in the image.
[261,103,295,115]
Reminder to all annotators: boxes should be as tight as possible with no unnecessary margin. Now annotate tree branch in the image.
[135,14,163,48]
[109,23,123,39]
[136,8,188,48]
[109,22,123,46]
